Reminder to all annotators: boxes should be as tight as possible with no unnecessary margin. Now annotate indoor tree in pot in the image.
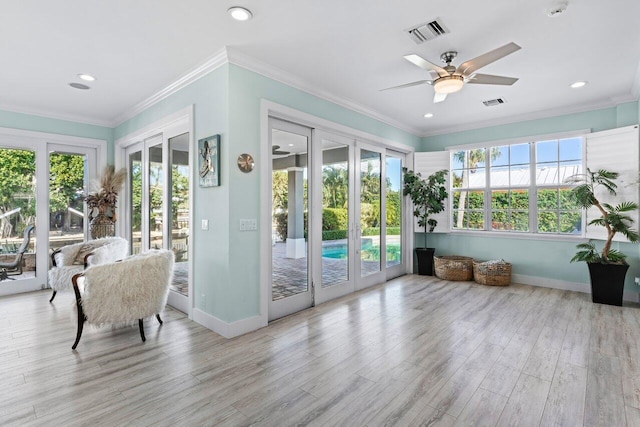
[568,168,639,306]
[402,168,448,275]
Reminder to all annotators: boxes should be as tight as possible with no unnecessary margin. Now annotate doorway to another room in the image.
[268,117,409,321]
[119,109,193,316]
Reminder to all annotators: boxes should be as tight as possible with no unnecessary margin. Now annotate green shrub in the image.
[322,208,348,230]
[322,230,348,240]
[274,211,309,241]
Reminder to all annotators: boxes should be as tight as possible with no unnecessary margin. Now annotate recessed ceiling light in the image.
[78,73,96,82]
[570,81,587,89]
[69,83,90,90]
[228,7,253,21]
[424,113,434,118]
[288,143,294,147]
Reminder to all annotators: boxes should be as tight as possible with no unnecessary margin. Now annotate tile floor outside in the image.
[272,241,388,300]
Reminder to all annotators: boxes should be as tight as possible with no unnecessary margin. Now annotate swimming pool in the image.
[322,242,400,261]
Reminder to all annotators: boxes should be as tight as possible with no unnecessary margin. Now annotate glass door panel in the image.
[49,152,86,255]
[269,119,312,321]
[321,141,350,288]
[385,155,402,268]
[148,145,164,250]
[169,133,189,298]
[129,151,142,255]
[0,148,36,281]
[359,149,381,277]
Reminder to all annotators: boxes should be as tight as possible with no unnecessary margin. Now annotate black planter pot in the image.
[587,262,629,306]
[415,248,436,276]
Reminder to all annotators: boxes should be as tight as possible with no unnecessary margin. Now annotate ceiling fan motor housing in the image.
[440,51,458,64]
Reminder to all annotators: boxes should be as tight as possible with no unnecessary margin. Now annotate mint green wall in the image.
[224,64,421,322]
[424,103,637,151]
[113,63,419,323]
[114,66,231,319]
[421,102,640,292]
[616,102,638,128]
[0,109,113,161]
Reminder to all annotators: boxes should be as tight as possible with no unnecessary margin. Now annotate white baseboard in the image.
[192,308,267,339]
[0,281,44,297]
[512,274,640,303]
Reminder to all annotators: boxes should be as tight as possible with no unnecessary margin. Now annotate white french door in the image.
[313,135,407,304]
[312,130,356,303]
[0,128,102,297]
[125,124,191,314]
[269,118,313,320]
[269,121,408,315]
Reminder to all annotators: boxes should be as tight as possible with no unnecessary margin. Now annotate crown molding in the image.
[421,95,638,138]
[226,48,423,136]
[111,48,229,127]
[0,103,112,128]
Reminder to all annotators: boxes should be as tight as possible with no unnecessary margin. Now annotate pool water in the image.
[322,243,400,261]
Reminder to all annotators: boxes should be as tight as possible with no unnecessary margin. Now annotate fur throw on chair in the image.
[49,237,128,292]
[78,249,174,326]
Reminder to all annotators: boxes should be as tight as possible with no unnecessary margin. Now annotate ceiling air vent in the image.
[406,18,449,44]
[483,98,506,107]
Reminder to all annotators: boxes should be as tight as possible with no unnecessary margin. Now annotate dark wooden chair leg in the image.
[139,319,146,342]
[156,314,163,325]
[49,290,57,303]
[72,307,85,350]
[71,273,85,350]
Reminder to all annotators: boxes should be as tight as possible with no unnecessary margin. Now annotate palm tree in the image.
[322,166,348,208]
[453,148,501,228]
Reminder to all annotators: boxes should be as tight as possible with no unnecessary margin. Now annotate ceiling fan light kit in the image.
[433,76,464,94]
[384,42,521,104]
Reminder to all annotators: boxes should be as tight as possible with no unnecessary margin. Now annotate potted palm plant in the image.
[403,168,448,275]
[568,168,639,306]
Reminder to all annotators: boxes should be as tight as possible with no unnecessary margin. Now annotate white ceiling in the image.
[1,0,639,136]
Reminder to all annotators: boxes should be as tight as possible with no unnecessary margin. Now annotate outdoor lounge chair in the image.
[0,225,34,281]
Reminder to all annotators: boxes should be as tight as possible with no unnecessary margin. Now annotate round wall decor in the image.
[237,153,254,173]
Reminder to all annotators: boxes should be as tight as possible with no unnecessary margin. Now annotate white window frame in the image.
[447,130,590,239]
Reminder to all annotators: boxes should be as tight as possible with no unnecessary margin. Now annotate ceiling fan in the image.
[382,42,521,103]
[272,145,290,155]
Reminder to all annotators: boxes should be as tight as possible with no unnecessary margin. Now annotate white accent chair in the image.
[48,237,128,302]
[71,249,174,349]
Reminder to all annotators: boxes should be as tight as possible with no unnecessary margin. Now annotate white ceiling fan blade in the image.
[404,54,448,78]
[433,92,447,103]
[456,42,521,77]
[380,80,432,91]
[466,73,519,85]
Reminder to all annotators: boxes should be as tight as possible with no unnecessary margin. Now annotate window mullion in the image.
[485,148,491,231]
[529,142,537,233]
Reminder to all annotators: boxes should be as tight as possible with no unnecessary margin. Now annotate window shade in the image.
[585,125,640,241]
[413,151,450,233]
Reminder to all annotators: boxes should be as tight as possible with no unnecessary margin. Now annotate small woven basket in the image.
[473,260,511,286]
[434,256,474,281]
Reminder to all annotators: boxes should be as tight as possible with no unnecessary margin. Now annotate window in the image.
[451,136,583,235]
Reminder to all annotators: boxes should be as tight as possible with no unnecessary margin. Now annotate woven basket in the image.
[434,256,474,281]
[473,260,511,286]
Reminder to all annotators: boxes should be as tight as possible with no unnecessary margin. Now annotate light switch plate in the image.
[201,219,209,230]
[240,219,257,231]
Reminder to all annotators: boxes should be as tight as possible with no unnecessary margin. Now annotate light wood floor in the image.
[2,275,640,426]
